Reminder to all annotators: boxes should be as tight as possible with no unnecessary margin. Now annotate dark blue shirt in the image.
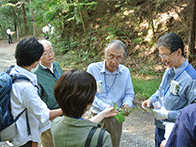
[165,103,196,147]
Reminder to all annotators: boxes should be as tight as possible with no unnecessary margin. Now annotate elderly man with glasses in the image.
[33,40,63,147]
[142,33,196,147]
[87,40,134,147]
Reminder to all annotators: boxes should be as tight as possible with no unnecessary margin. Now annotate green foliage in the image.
[55,39,101,70]
[54,37,79,54]
[138,64,156,76]
[189,53,194,58]
[132,76,161,101]
[129,63,162,77]
[104,26,129,42]
[32,0,97,35]
[132,37,143,45]
[113,102,127,116]
[0,0,34,37]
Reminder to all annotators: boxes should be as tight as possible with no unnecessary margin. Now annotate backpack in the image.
[85,126,106,147]
[0,66,31,142]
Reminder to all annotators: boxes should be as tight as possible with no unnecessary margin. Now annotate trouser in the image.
[20,141,38,147]
[41,129,54,147]
[92,112,122,147]
[8,34,12,44]
[155,126,165,147]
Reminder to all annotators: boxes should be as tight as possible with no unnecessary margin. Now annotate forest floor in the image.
[0,39,155,147]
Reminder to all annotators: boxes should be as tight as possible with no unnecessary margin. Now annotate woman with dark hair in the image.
[51,70,117,147]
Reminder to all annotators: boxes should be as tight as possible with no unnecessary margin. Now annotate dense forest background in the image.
[0,0,196,78]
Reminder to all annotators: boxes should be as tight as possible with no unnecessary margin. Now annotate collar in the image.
[173,59,189,76]
[100,60,122,74]
[14,64,37,84]
[62,116,100,127]
[39,62,54,73]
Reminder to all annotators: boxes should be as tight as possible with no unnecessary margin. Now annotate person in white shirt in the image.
[10,36,63,147]
[6,27,13,44]
[42,25,49,39]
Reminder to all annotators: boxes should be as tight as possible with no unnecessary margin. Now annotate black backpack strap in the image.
[14,108,27,122]
[97,128,106,147]
[85,127,98,147]
[25,110,31,135]
[5,65,15,74]
[11,74,32,136]
[13,108,31,136]
[11,74,31,83]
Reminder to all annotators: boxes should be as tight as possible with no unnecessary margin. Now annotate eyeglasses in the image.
[107,55,123,62]
[43,50,54,56]
[158,51,175,58]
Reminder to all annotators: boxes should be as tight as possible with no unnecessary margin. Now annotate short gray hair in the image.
[39,39,53,49]
[157,33,184,56]
[105,40,127,56]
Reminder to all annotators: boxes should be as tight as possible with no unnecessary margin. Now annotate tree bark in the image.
[12,8,17,31]
[148,0,155,35]
[29,0,37,37]
[188,0,196,60]
[77,0,87,33]
[31,10,36,37]
[22,3,28,33]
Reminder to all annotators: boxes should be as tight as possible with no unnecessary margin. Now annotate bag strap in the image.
[25,110,31,135]
[85,127,106,147]
[13,108,31,136]
[85,127,97,147]
[97,128,106,147]
[11,73,32,136]
[13,108,27,122]
[12,74,40,97]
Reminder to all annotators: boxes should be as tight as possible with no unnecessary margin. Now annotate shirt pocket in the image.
[165,87,186,110]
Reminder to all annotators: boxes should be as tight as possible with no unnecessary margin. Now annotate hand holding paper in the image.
[153,106,169,120]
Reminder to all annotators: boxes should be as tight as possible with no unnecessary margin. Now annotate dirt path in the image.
[0,40,16,72]
[0,40,155,147]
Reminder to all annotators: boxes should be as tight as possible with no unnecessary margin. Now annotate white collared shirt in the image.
[10,65,50,146]
[39,62,53,73]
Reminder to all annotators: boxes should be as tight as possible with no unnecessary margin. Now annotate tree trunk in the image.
[17,27,19,40]
[31,10,36,37]
[77,0,87,33]
[188,0,196,61]
[148,0,155,35]
[12,8,17,32]
[22,3,28,33]
[29,0,37,37]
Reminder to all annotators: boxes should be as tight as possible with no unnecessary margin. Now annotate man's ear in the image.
[176,48,182,56]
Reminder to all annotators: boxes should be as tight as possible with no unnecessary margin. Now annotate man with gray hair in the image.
[142,33,196,147]
[33,40,63,147]
[87,40,134,147]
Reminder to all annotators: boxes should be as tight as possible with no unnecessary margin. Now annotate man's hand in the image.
[141,100,152,110]
[153,106,169,120]
[123,104,131,116]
